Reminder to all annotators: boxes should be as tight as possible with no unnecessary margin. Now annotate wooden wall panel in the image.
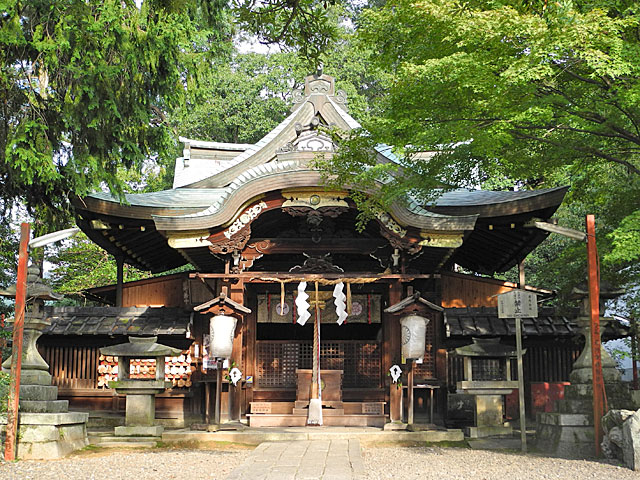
[441,273,516,308]
[122,277,184,307]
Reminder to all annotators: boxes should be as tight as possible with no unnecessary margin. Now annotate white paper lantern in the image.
[209,315,237,358]
[400,314,429,360]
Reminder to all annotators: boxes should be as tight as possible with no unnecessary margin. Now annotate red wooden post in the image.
[632,318,638,390]
[586,215,605,457]
[4,223,30,461]
[0,313,5,365]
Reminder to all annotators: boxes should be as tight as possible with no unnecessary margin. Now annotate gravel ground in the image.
[362,446,640,480]
[0,446,252,480]
[0,445,638,480]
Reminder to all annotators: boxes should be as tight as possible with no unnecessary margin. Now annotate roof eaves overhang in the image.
[151,163,479,234]
[72,195,206,221]
[429,186,569,218]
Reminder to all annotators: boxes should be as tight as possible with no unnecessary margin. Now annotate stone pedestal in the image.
[467,394,513,438]
[1,305,88,459]
[110,379,169,437]
[101,336,182,440]
[455,339,520,439]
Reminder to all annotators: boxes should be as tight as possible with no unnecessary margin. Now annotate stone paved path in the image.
[225,439,364,480]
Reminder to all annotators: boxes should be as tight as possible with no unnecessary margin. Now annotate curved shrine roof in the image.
[73,73,567,275]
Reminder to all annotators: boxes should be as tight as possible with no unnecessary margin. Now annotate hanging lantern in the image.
[209,315,237,358]
[400,314,429,360]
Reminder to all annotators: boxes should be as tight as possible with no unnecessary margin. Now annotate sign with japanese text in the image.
[497,290,538,318]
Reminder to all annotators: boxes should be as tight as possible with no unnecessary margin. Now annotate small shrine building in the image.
[41,73,593,427]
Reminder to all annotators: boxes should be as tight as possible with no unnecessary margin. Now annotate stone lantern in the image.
[100,336,182,438]
[0,265,89,459]
[455,337,520,438]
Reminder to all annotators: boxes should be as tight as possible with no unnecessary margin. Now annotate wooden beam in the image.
[190,272,437,281]
[528,220,587,243]
[242,237,388,254]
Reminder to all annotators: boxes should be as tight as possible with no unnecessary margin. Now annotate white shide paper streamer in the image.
[333,282,348,325]
[296,281,311,325]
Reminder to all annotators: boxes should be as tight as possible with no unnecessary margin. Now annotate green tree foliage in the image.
[0,215,18,316]
[317,0,640,298]
[46,232,151,297]
[0,0,231,224]
[234,0,343,61]
[173,52,306,145]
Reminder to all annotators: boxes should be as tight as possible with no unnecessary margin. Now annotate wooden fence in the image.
[40,345,100,389]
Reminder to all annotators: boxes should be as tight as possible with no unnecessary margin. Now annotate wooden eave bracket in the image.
[384,291,444,313]
[525,218,587,243]
[193,290,252,314]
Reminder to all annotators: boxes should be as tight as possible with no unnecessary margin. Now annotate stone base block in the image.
[20,385,58,401]
[538,413,591,426]
[19,370,52,386]
[466,425,512,439]
[0,412,89,460]
[536,412,595,458]
[20,400,69,414]
[114,425,164,437]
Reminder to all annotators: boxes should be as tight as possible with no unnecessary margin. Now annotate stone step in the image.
[91,435,160,443]
[90,435,160,448]
[20,400,69,414]
[292,408,345,416]
[87,414,125,428]
[162,427,465,445]
[96,441,157,448]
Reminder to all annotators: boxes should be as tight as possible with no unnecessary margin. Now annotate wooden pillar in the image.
[386,280,403,422]
[229,279,245,421]
[115,255,124,307]
[407,361,415,425]
[243,286,257,414]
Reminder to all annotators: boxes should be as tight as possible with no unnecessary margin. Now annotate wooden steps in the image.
[248,401,387,427]
[247,413,386,427]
